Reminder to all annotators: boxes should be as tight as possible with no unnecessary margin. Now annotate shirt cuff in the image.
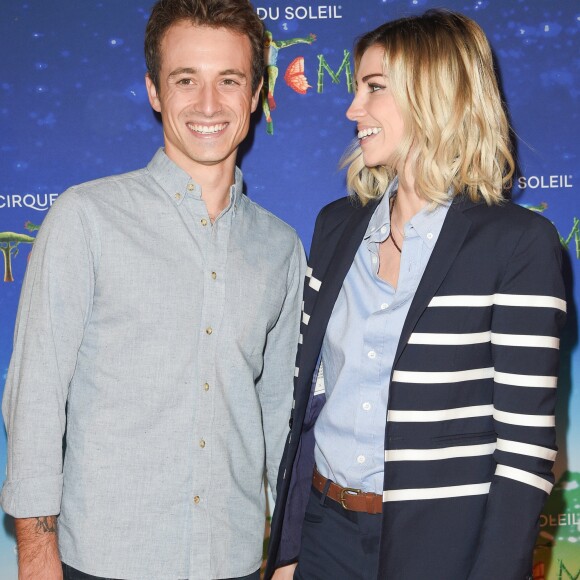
[0,474,63,518]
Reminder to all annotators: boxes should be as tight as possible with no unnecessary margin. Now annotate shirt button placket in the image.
[190,206,231,578]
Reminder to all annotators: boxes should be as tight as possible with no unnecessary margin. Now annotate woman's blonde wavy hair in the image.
[344,10,515,206]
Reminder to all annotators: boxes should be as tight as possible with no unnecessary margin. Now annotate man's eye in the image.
[222,78,240,86]
[177,78,193,85]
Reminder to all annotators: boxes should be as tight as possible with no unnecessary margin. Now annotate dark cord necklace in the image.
[389,194,402,253]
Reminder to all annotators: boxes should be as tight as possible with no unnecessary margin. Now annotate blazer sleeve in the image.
[468,216,566,579]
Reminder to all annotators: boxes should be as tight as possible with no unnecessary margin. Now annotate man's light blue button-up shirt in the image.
[1,149,305,579]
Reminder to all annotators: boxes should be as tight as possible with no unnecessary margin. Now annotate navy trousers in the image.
[294,487,382,580]
[62,562,260,580]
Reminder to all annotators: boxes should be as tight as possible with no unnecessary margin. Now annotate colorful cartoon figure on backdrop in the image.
[262,30,316,134]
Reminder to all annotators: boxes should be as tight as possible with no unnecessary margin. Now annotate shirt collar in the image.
[408,200,450,248]
[146,148,243,212]
[364,176,451,248]
[364,177,398,241]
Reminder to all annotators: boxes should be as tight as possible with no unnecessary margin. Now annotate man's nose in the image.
[195,84,222,116]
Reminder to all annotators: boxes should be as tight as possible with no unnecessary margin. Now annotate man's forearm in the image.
[15,516,62,580]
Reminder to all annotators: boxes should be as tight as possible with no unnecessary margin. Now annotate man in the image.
[1,1,304,579]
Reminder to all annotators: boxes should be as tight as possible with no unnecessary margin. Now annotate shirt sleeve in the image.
[468,216,566,579]
[1,190,96,518]
[257,234,306,500]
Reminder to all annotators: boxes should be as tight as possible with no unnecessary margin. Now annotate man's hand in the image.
[272,563,298,579]
[15,516,62,580]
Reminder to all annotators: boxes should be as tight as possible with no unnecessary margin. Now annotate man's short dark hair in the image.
[145,0,265,93]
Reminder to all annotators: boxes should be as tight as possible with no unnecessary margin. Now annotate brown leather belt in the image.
[312,467,382,514]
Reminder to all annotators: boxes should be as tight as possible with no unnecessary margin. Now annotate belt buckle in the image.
[339,487,362,509]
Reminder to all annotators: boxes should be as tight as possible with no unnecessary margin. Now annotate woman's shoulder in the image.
[316,194,377,229]
[453,197,562,262]
[457,196,558,235]
[317,195,358,220]
[308,195,371,262]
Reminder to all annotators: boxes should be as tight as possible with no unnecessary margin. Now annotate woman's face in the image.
[346,44,405,170]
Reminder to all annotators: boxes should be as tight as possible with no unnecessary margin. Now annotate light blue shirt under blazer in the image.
[314,179,450,493]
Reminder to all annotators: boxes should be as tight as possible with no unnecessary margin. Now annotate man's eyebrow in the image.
[168,67,198,78]
[361,73,385,83]
[167,67,247,80]
[219,69,247,79]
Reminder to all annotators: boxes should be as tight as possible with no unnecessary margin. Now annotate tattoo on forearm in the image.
[34,516,57,534]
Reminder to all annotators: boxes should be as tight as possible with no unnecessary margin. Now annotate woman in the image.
[266,9,566,580]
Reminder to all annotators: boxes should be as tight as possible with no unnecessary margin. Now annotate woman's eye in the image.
[368,83,384,93]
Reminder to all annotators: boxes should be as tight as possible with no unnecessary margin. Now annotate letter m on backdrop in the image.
[559,560,580,580]
[317,50,353,93]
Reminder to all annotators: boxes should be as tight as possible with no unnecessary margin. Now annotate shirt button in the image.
[427,232,433,240]
[174,192,182,200]
[199,439,206,449]
[372,256,378,264]
[362,402,371,411]
[193,495,201,504]
[357,455,366,464]
[187,183,195,191]
[206,327,213,335]
[368,350,376,359]
[211,271,217,280]
[201,218,208,226]
[380,303,388,310]
[203,382,210,391]
[380,226,387,234]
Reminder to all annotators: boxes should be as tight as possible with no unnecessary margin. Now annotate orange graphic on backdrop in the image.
[284,57,312,95]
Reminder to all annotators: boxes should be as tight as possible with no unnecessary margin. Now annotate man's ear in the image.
[251,78,264,113]
[145,73,161,113]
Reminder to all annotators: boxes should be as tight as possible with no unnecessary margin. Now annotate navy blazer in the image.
[266,194,566,580]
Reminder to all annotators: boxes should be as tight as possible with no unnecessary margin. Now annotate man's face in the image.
[146,22,261,178]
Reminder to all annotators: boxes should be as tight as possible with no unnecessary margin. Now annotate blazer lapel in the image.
[394,200,474,366]
[301,200,378,372]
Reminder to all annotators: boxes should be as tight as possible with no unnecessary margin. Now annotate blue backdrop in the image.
[1,1,578,577]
